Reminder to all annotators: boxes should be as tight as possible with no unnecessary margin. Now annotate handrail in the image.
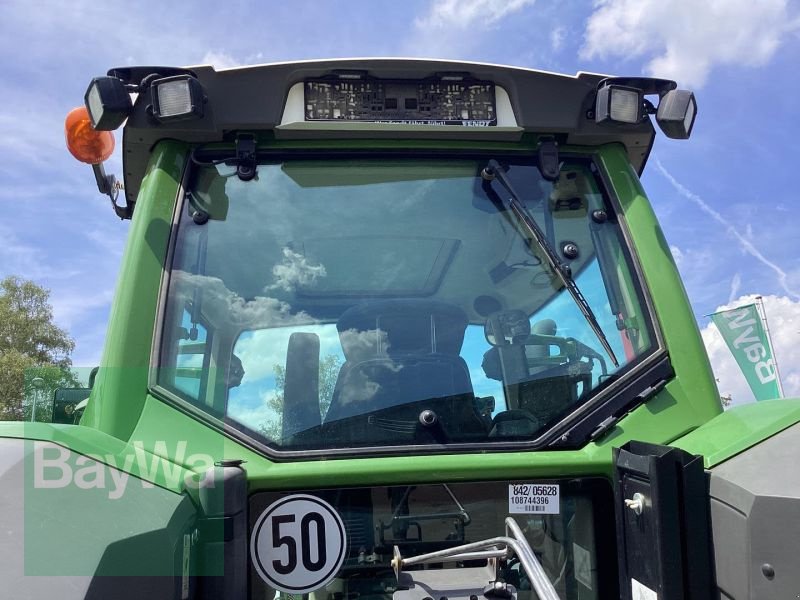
[391,516,560,600]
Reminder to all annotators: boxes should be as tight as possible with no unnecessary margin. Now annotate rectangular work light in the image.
[84,76,132,131]
[656,89,697,139]
[150,75,205,122]
[595,84,643,125]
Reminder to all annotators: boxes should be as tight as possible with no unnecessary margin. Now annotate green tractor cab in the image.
[3,59,798,599]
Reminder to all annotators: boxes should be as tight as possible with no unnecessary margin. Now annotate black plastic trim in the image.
[108,66,198,87]
[548,352,673,448]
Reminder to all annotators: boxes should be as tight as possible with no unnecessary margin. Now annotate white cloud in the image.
[550,27,565,52]
[728,273,741,305]
[268,247,327,293]
[0,104,69,170]
[407,0,536,57]
[69,322,109,368]
[50,288,115,330]
[702,294,800,406]
[415,0,536,30]
[200,51,240,70]
[84,229,125,259]
[170,271,317,328]
[581,0,800,87]
[665,243,729,311]
[0,1,241,71]
[655,159,800,301]
[669,244,683,266]
[0,222,86,283]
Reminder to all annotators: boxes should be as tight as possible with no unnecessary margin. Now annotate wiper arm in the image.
[481,160,619,367]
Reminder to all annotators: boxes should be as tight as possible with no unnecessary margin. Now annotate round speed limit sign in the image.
[251,494,347,593]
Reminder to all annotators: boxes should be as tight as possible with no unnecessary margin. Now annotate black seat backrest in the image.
[326,299,474,423]
[282,332,321,438]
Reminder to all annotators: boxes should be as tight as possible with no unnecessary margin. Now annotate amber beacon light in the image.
[64,106,115,164]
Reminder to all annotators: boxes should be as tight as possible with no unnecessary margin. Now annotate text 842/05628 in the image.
[508,484,560,515]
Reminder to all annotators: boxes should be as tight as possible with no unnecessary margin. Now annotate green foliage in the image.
[0,277,79,420]
[318,353,342,418]
[260,354,342,440]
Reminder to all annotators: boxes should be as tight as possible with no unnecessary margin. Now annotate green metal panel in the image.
[81,141,187,441]
[128,392,626,487]
[597,144,722,428]
[672,399,800,467]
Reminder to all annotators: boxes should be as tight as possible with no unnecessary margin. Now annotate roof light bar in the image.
[84,76,132,131]
[150,75,205,122]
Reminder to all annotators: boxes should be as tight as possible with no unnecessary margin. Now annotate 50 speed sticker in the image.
[508,483,560,514]
[251,494,347,594]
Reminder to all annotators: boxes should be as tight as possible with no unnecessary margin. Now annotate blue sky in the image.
[1,0,799,405]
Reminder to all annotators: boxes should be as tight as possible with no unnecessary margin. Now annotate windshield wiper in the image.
[481,159,619,367]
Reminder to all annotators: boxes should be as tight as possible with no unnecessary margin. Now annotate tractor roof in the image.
[116,58,656,206]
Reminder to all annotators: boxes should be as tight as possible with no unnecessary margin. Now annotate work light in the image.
[656,89,697,139]
[595,84,643,124]
[84,76,132,131]
[150,75,205,122]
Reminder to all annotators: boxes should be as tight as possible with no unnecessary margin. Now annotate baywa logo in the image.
[32,441,216,500]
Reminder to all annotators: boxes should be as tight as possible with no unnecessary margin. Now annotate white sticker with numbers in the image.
[508,483,560,514]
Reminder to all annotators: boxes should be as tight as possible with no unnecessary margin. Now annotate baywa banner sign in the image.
[710,304,780,401]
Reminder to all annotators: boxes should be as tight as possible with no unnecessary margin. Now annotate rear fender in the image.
[0,435,198,599]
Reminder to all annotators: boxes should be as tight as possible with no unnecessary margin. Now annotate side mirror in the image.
[51,366,97,424]
[52,388,91,424]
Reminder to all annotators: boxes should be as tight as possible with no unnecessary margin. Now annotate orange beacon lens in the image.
[65,106,115,164]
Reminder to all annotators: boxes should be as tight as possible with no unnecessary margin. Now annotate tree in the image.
[0,277,79,420]
[259,354,342,440]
